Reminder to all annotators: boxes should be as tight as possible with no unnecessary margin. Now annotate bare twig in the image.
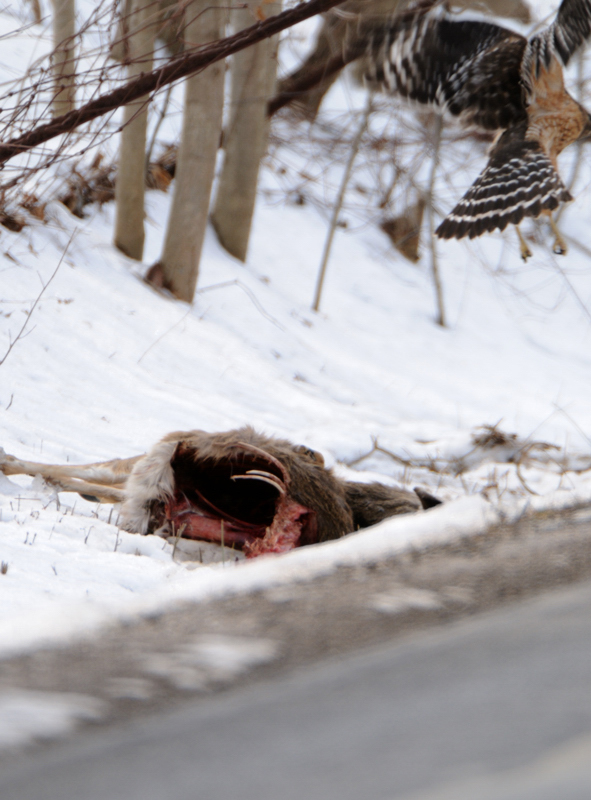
[0,0,349,168]
[425,113,445,327]
[137,302,194,364]
[344,437,415,469]
[550,261,591,324]
[267,53,347,117]
[0,229,76,367]
[138,277,285,364]
[552,403,591,450]
[171,521,187,560]
[197,280,286,331]
[312,95,372,312]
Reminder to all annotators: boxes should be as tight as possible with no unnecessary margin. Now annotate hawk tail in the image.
[436,134,572,240]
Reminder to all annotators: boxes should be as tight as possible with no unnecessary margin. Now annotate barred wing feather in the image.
[364,12,526,130]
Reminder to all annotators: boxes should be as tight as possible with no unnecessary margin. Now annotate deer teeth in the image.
[231,470,286,494]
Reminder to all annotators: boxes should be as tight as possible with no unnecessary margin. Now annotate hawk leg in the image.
[516,226,532,261]
[547,212,568,255]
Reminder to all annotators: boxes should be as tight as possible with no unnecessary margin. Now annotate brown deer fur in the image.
[0,428,440,557]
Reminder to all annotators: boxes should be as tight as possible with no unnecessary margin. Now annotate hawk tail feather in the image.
[436,134,572,241]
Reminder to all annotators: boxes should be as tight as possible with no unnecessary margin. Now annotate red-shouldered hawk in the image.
[358,0,591,259]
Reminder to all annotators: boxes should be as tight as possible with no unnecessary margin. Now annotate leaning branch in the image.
[0,0,347,167]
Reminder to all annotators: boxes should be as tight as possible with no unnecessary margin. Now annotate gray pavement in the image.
[2,577,591,799]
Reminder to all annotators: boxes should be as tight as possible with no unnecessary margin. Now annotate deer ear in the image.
[413,487,443,510]
[293,444,325,466]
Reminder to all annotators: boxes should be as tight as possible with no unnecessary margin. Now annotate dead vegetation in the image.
[344,421,591,502]
[0,206,26,233]
[0,142,174,226]
[380,197,425,263]
[57,146,176,219]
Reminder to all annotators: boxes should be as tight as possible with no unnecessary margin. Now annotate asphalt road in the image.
[2,576,591,800]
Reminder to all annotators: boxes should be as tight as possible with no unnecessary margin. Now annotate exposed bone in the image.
[175,488,265,530]
[0,447,139,501]
[0,448,141,487]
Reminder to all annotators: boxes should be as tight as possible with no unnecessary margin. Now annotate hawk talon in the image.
[549,216,568,256]
[553,242,567,256]
[516,227,532,261]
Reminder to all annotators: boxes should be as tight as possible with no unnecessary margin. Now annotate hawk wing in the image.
[552,0,591,62]
[362,7,527,130]
[436,127,573,239]
[530,0,591,70]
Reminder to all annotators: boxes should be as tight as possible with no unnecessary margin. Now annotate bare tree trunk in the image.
[109,0,131,62]
[111,0,186,62]
[114,0,156,261]
[210,2,281,262]
[150,0,225,301]
[51,0,76,117]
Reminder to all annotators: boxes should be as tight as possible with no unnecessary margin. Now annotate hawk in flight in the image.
[359,0,591,258]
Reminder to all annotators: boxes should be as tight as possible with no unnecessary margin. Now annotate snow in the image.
[141,634,280,691]
[0,690,105,750]
[2,1,591,658]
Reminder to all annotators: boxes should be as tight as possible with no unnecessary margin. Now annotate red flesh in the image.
[164,443,319,557]
[165,490,317,557]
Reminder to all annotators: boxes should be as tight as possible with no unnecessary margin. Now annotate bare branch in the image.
[137,277,285,364]
[312,94,372,312]
[197,279,286,332]
[267,52,347,116]
[425,113,445,327]
[0,0,348,168]
[0,229,76,367]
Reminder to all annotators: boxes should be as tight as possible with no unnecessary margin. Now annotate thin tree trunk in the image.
[28,0,42,24]
[312,96,371,312]
[426,114,445,328]
[210,2,281,262]
[51,0,76,117]
[109,0,131,62]
[114,0,156,261]
[152,0,225,302]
